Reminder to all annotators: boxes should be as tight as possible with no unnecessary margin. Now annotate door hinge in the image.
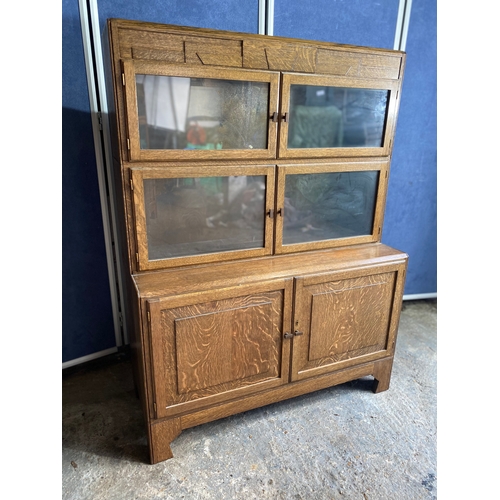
[153,402,157,417]
[136,252,139,263]
[127,138,130,150]
[122,73,125,86]
[97,112,103,131]
[147,311,151,322]
[130,176,134,190]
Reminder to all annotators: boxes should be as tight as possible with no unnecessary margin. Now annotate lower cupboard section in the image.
[132,245,408,463]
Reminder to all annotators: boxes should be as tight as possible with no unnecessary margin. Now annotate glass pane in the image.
[282,171,379,245]
[136,75,269,150]
[288,85,389,148]
[143,175,267,260]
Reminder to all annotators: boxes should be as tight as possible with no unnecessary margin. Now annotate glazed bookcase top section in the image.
[110,19,404,80]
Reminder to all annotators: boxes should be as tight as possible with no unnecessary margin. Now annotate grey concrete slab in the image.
[62,299,437,500]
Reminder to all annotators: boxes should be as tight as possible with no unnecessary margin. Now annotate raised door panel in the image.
[148,280,293,418]
[291,267,400,382]
[122,59,279,162]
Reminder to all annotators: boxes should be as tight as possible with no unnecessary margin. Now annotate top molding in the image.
[109,18,405,80]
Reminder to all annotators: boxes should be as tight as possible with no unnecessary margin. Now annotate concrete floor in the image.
[62,299,437,500]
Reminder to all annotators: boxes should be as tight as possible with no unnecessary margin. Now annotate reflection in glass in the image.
[144,176,266,260]
[282,171,379,245]
[288,85,389,148]
[136,75,269,150]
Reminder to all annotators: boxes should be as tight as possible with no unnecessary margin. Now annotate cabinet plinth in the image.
[105,18,407,464]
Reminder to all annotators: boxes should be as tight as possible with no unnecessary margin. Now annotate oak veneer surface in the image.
[112,18,404,77]
[133,243,406,299]
[149,284,291,411]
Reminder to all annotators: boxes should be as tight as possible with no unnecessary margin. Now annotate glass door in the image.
[274,161,389,254]
[122,60,280,161]
[278,73,400,159]
[131,165,276,270]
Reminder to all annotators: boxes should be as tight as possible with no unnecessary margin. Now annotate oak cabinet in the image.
[104,18,408,464]
[132,245,406,463]
[146,261,402,418]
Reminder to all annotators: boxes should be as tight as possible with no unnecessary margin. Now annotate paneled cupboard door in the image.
[290,266,403,382]
[130,165,276,270]
[274,161,389,254]
[147,279,293,419]
[278,73,400,159]
[122,60,280,161]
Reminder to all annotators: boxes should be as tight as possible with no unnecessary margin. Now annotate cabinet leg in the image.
[372,357,394,394]
[149,418,182,464]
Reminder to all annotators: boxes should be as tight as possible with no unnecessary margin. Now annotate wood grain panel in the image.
[149,281,293,418]
[174,302,274,393]
[185,39,242,67]
[120,28,244,68]
[131,47,185,63]
[308,272,394,361]
[119,29,185,60]
[242,40,269,69]
[316,50,401,79]
[291,269,398,381]
[243,40,317,72]
[265,44,317,72]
